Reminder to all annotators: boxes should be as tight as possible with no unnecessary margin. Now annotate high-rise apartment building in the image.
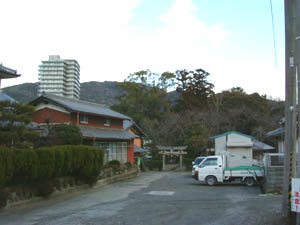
[38,55,80,99]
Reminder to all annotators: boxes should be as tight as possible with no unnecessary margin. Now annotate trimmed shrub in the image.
[0,145,104,190]
[11,149,38,185]
[0,148,14,187]
[35,145,104,183]
[145,159,162,171]
[36,149,56,181]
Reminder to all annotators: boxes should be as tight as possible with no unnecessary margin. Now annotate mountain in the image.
[3,83,39,103]
[2,81,125,106]
[80,81,125,106]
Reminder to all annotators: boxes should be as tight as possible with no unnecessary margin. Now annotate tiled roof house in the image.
[30,93,145,164]
[0,64,20,103]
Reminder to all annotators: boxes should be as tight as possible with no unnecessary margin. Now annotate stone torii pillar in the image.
[179,154,183,170]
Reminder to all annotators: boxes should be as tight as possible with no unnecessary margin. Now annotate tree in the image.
[0,101,39,148]
[112,68,282,156]
[212,87,269,115]
[180,121,211,158]
[36,124,82,147]
[112,68,215,149]
[174,69,214,111]
[208,87,279,142]
[111,70,171,125]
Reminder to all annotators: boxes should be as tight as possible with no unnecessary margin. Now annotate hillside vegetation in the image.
[110,69,284,159]
[2,81,124,106]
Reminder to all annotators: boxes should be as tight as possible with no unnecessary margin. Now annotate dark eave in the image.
[0,65,21,79]
[266,127,284,137]
[123,120,147,137]
[79,126,137,140]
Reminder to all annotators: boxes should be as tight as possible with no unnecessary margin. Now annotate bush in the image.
[0,145,104,188]
[125,162,132,169]
[108,160,121,169]
[0,145,104,206]
[0,148,14,187]
[107,160,121,174]
[36,149,56,181]
[145,159,162,171]
[37,145,104,184]
[11,149,39,185]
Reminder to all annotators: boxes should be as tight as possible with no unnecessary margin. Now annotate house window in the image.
[80,114,88,123]
[95,142,127,164]
[104,119,110,126]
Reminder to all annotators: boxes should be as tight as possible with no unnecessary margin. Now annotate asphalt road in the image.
[0,172,283,225]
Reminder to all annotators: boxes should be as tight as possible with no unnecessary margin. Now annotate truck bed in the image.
[224,166,264,177]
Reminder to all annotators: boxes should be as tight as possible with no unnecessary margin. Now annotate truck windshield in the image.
[195,158,205,165]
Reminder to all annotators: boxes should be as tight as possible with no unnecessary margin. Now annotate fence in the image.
[263,153,284,193]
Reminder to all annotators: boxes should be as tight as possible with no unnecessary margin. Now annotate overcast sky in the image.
[0,0,284,99]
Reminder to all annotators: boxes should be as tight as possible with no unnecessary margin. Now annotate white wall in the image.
[215,135,226,156]
[228,133,252,144]
[227,147,253,167]
[214,133,254,168]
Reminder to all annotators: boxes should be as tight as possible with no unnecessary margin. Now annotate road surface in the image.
[0,172,283,225]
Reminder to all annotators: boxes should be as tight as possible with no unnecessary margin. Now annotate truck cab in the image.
[192,157,206,180]
[197,156,224,185]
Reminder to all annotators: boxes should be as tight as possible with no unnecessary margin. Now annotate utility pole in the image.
[283,0,297,218]
[296,0,300,223]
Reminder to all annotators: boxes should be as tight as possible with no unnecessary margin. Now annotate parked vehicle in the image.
[192,157,206,180]
[197,155,264,186]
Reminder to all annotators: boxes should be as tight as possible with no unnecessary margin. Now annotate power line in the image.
[269,0,278,68]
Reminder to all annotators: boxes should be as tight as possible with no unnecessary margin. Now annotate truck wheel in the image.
[206,176,217,186]
[245,178,255,187]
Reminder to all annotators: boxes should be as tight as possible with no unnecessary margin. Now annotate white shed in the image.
[212,131,254,167]
[212,131,274,167]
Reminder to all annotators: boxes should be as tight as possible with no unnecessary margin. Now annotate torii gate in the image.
[157,145,187,171]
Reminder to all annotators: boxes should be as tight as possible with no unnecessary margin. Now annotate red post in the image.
[76,112,80,125]
[127,139,134,164]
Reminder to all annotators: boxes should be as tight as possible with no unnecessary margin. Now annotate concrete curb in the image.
[94,168,139,188]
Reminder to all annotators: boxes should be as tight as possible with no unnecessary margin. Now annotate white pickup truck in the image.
[197,155,264,187]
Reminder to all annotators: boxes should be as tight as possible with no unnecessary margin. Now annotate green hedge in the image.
[0,145,104,187]
[145,159,163,171]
